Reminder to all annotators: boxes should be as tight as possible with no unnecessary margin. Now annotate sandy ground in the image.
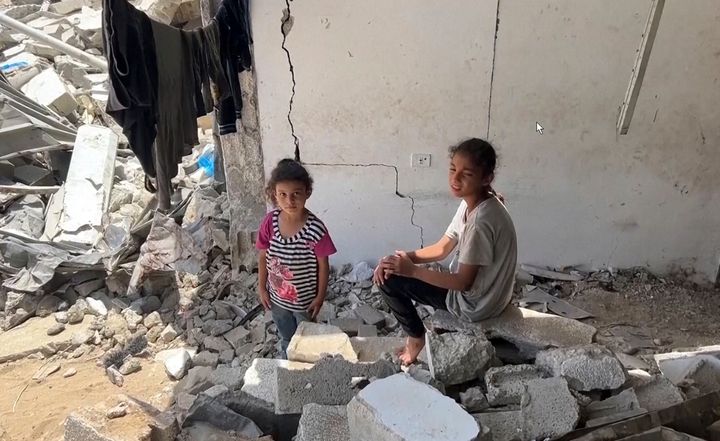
[0,352,175,441]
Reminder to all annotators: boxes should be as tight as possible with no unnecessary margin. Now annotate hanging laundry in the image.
[102,0,252,208]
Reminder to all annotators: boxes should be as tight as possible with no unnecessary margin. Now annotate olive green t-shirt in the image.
[444,197,517,322]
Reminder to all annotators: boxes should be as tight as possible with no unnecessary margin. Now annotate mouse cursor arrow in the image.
[536,122,544,135]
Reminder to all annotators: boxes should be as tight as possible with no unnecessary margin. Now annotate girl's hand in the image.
[381,251,416,278]
[307,297,324,319]
[258,288,271,310]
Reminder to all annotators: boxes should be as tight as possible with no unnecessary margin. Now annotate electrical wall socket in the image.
[411,153,431,168]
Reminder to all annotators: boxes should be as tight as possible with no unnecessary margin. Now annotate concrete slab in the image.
[350,337,405,362]
[287,322,358,363]
[654,345,720,384]
[425,330,494,386]
[535,344,627,391]
[586,388,641,420]
[485,364,547,406]
[0,315,91,363]
[481,306,597,357]
[64,396,157,441]
[473,411,523,441]
[634,375,685,412]
[679,357,720,395]
[347,373,481,441]
[276,356,396,415]
[296,404,350,441]
[241,358,312,409]
[521,378,580,440]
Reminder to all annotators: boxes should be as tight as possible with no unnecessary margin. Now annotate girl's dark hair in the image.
[448,138,497,176]
[265,159,314,204]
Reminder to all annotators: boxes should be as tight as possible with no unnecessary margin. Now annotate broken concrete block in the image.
[586,388,641,420]
[65,398,155,441]
[193,351,219,368]
[159,323,179,343]
[535,344,627,391]
[459,387,489,412]
[276,356,397,415]
[184,393,263,437]
[521,378,580,440]
[679,357,720,395]
[50,0,84,15]
[479,306,597,357]
[634,375,685,412]
[347,373,481,441]
[296,404,349,441]
[329,318,363,336]
[287,322,358,363]
[425,330,494,386]
[150,411,180,441]
[473,411,523,441]
[357,324,378,338]
[204,335,232,353]
[21,68,77,116]
[485,364,547,406]
[54,125,119,245]
[241,358,312,410]
[354,304,386,328]
[164,348,192,380]
[654,345,720,384]
[224,325,250,351]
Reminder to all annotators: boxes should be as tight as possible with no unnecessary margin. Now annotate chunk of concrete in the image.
[350,337,405,363]
[586,388,641,420]
[654,345,720,384]
[520,378,580,440]
[287,322,358,363]
[193,351,219,368]
[296,404,350,441]
[64,398,155,441]
[54,125,119,245]
[459,387,489,412]
[354,304,386,328]
[204,335,232,353]
[425,330,494,386]
[21,68,78,117]
[535,344,627,391]
[480,306,597,357]
[679,357,720,395]
[473,411,523,441]
[184,393,263,437]
[329,318,363,336]
[164,348,192,380]
[224,325,250,351]
[276,356,397,415]
[347,373,481,441]
[241,358,312,409]
[485,364,547,406]
[634,375,685,412]
[357,325,378,338]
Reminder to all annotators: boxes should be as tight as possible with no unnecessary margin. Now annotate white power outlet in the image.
[411,153,431,168]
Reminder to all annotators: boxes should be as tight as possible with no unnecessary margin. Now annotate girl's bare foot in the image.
[398,336,425,365]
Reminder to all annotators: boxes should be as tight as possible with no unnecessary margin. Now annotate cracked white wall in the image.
[250,0,720,282]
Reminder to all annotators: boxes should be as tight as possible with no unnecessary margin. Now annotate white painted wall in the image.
[250,0,720,282]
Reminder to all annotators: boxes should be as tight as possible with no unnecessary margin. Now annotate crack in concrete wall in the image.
[280,2,301,161]
[306,162,425,248]
[486,0,501,139]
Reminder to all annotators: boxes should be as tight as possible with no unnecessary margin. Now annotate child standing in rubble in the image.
[256,159,337,357]
[374,138,517,365]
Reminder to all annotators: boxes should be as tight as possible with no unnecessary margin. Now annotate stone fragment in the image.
[350,337,405,362]
[119,358,142,375]
[143,311,163,329]
[535,344,627,391]
[47,322,66,336]
[37,295,62,317]
[176,392,197,410]
[224,325,250,350]
[426,330,494,386]
[202,319,233,337]
[193,351,219,368]
[459,387,489,412]
[21,69,77,116]
[276,356,396,414]
[184,394,263,437]
[159,323,179,343]
[347,373,481,441]
[634,375,685,412]
[585,388,641,420]
[55,311,69,324]
[357,325,378,338]
[520,378,580,440]
[66,302,87,324]
[164,348,192,380]
[86,297,108,317]
[64,368,78,378]
[150,410,180,441]
[204,335,232,353]
[329,318,363,336]
[287,322,358,363]
[680,357,720,394]
[106,366,124,387]
[219,350,234,365]
[296,404,349,441]
[474,411,523,441]
[406,364,446,394]
[122,308,143,329]
[106,402,128,419]
[485,364,547,406]
[654,345,720,384]
[354,304,386,328]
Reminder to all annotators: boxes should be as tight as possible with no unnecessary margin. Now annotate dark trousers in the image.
[379,275,448,338]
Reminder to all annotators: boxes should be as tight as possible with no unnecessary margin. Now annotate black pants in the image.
[380,275,448,338]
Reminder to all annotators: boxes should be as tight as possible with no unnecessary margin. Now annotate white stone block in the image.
[21,68,77,116]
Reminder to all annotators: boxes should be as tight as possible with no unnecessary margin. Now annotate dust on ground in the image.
[0,352,174,441]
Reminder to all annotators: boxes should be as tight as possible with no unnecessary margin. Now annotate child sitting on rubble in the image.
[256,159,337,357]
[374,138,517,365]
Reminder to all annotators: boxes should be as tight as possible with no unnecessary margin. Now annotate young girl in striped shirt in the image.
[256,159,337,357]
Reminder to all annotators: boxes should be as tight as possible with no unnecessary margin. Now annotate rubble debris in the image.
[294,404,349,441]
[520,264,583,282]
[654,345,720,385]
[519,286,593,319]
[106,366,123,386]
[287,322,358,363]
[634,375,685,412]
[425,329,494,386]
[275,356,397,415]
[521,378,580,440]
[64,397,158,441]
[535,344,627,391]
[63,367,77,377]
[585,408,648,428]
[347,373,482,441]
[585,388,644,426]
[47,321,65,335]
[473,411,522,441]
[459,387,489,412]
[354,303,385,328]
[678,357,720,396]
[485,364,547,406]
[240,358,311,412]
[164,348,193,380]
[105,402,128,419]
[119,358,141,375]
[184,393,263,437]
[20,68,77,116]
[329,317,363,336]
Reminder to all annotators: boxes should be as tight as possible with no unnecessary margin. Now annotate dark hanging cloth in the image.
[102,0,251,206]
[102,0,159,178]
[214,0,253,135]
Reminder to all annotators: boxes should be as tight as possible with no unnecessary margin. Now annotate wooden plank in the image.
[617,0,665,135]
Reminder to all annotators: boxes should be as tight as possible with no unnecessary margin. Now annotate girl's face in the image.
[274,180,310,213]
[448,152,492,198]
